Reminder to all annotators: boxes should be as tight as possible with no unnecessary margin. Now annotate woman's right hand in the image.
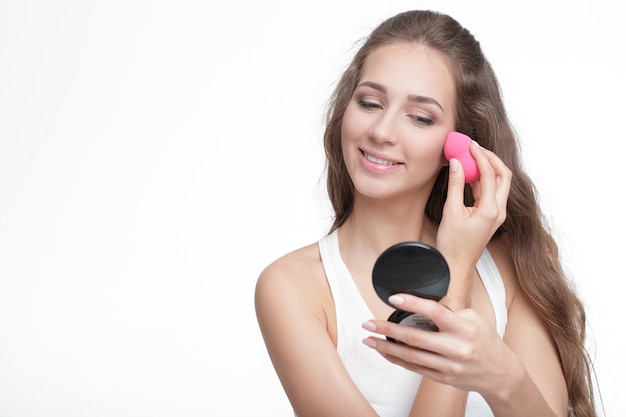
[435,142,512,305]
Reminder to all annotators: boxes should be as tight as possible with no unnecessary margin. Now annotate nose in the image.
[368,111,398,145]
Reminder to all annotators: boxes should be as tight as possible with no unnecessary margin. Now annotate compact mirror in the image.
[372,241,450,335]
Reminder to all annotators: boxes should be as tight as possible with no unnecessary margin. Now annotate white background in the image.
[0,1,624,416]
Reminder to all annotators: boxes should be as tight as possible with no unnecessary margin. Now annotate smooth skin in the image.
[255,42,568,417]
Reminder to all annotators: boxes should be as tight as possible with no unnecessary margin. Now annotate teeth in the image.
[364,152,398,165]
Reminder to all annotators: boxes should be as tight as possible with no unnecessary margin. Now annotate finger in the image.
[361,314,449,355]
[380,347,450,383]
[362,296,479,361]
[477,150,512,223]
[470,143,497,204]
[469,179,482,201]
[387,294,461,334]
[444,158,467,214]
[470,146,512,228]
[363,321,468,384]
[366,334,451,376]
[484,151,512,211]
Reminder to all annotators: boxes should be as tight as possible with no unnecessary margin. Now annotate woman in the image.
[255,10,597,417]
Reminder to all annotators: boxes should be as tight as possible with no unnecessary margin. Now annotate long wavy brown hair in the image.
[323,10,597,417]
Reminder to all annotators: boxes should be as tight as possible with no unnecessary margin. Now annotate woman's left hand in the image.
[362,293,519,395]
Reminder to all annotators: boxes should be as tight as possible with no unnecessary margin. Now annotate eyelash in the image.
[357,99,434,126]
[358,99,382,110]
[410,115,434,126]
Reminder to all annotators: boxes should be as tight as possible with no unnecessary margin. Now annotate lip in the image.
[359,148,404,173]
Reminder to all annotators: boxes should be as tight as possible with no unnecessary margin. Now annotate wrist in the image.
[441,294,471,310]
[442,269,475,310]
[482,349,526,408]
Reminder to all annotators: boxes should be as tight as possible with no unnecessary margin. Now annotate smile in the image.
[361,150,400,165]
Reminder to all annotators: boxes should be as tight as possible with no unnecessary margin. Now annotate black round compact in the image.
[372,241,450,336]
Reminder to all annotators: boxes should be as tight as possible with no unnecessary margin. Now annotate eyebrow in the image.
[357,81,445,114]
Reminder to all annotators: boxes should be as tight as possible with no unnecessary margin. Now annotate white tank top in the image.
[317,229,508,417]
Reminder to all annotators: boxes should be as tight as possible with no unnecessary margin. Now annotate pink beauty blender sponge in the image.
[443,132,480,183]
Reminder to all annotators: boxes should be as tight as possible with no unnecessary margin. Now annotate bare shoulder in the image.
[487,234,520,310]
[256,242,326,297]
[255,239,334,333]
[256,241,377,414]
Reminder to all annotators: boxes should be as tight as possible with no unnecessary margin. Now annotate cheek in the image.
[340,108,367,162]
[340,106,360,143]
[340,113,353,162]
[406,134,448,169]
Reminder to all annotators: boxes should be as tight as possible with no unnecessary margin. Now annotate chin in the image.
[352,181,404,200]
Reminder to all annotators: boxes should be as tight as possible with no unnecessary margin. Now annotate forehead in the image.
[360,42,456,111]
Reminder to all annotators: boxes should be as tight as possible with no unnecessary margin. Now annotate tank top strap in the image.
[318,230,373,320]
[476,249,508,337]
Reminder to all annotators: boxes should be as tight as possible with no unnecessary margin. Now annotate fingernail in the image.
[363,338,377,348]
[449,158,460,172]
[389,294,404,305]
[362,321,376,331]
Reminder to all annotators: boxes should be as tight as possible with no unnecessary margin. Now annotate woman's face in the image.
[341,42,457,200]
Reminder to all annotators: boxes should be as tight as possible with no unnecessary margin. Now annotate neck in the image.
[338,192,437,263]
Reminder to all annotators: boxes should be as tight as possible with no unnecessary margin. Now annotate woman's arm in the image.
[488,286,569,416]
[255,251,379,417]
[408,380,469,416]
[398,142,511,417]
[363,291,568,417]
